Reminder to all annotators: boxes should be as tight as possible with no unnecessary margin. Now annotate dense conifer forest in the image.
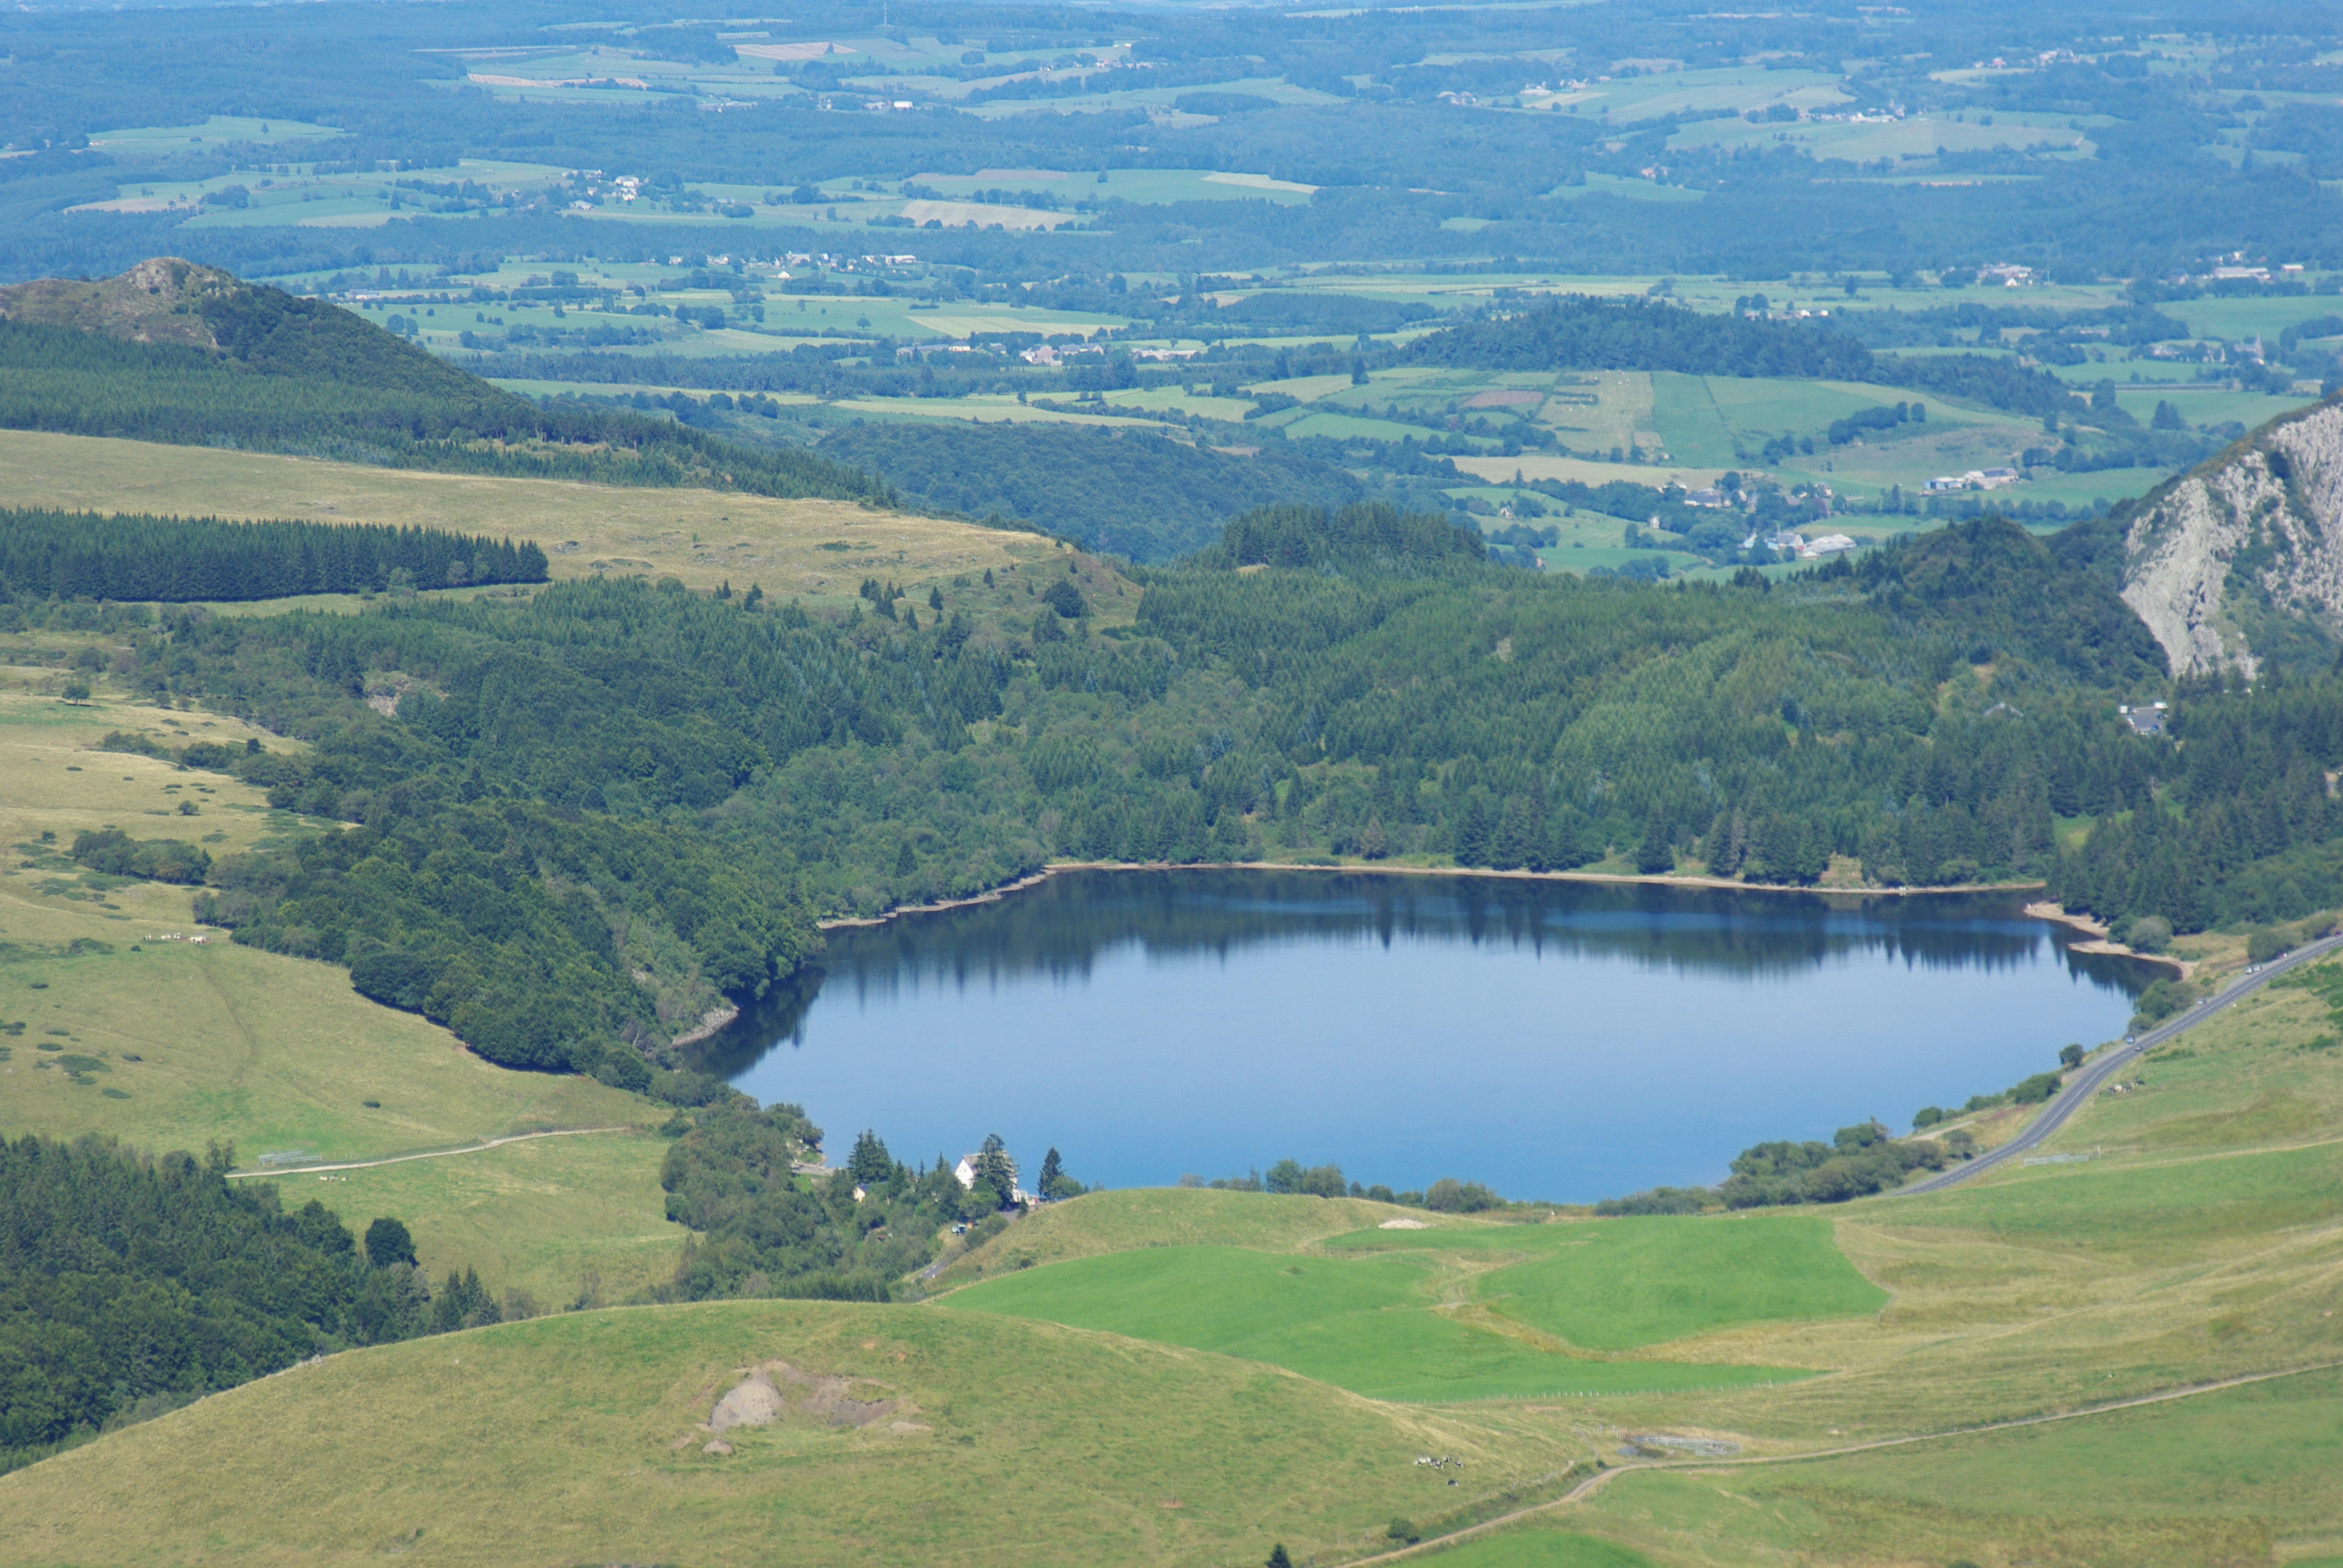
[0,509,546,602]
[0,1135,439,1472]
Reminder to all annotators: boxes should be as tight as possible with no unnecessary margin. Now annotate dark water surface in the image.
[695,869,2152,1203]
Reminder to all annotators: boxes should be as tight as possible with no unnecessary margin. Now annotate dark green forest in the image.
[0,1134,443,1472]
[0,509,545,603]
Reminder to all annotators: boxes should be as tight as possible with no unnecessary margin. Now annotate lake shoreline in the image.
[2022,900,2185,975]
[818,859,2056,933]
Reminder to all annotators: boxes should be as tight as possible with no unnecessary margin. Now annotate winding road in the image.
[1898,931,2343,1196]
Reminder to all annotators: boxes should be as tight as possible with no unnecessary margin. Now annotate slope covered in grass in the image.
[0,1299,1575,1568]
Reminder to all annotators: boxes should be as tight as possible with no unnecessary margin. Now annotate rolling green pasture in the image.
[2106,382,2316,430]
[960,74,1345,119]
[932,1188,1441,1285]
[2160,295,2343,343]
[945,1243,1808,1401]
[0,428,1082,615]
[290,1131,684,1307]
[944,1212,1871,1402]
[1327,1215,1885,1353]
[912,167,1319,204]
[1415,1529,1661,1568]
[0,690,649,1169]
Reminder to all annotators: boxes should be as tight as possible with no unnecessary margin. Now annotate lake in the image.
[693,869,2152,1203]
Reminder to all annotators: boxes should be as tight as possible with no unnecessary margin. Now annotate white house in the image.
[954,1152,1030,1204]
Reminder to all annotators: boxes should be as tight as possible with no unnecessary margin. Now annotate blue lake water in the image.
[694,869,2152,1203]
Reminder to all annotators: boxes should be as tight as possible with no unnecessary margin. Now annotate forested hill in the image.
[48,498,2343,1091]
[0,258,886,503]
[813,420,1363,562]
[1404,295,2096,419]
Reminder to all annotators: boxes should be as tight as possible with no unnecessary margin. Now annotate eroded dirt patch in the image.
[688,1361,925,1452]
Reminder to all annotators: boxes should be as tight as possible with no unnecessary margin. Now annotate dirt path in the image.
[1340,1358,2343,1566]
[220,1124,636,1179]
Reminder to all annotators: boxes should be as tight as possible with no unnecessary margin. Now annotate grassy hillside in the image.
[0,1299,1580,1568]
[1572,1367,2343,1567]
[930,1187,1462,1287]
[0,681,667,1299]
[0,428,1076,609]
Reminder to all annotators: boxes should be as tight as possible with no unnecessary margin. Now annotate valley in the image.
[5,0,2343,1561]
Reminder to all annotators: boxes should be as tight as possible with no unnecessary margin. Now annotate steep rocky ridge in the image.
[2120,397,2343,676]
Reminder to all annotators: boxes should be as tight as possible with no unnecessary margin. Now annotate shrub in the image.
[1423,1177,1502,1212]
[2010,1071,2063,1104]
[2247,928,2289,964]
[70,828,210,884]
[2130,976,2199,1030]
[1594,1184,1711,1216]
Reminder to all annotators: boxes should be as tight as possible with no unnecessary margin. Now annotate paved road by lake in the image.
[1899,933,2343,1196]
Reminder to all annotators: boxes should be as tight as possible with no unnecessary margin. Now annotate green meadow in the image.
[1328,1215,1884,1353]
[942,1212,1876,1400]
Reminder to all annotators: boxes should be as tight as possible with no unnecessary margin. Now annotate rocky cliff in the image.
[2120,397,2343,677]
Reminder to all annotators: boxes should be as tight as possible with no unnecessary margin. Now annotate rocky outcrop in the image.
[0,257,239,348]
[2120,399,2343,676]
